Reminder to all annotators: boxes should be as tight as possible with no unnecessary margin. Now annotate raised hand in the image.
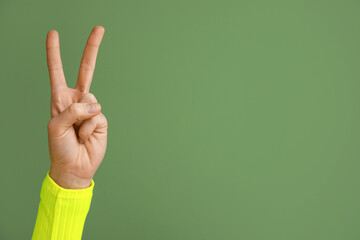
[46,26,108,189]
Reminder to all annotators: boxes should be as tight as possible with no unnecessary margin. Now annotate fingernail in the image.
[87,103,100,113]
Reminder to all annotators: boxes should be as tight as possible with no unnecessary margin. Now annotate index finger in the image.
[46,30,67,91]
[75,26,105,92]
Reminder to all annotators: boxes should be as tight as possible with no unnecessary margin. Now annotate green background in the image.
[1,0,360,239]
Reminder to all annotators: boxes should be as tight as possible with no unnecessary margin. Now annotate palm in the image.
[46,26,107,186]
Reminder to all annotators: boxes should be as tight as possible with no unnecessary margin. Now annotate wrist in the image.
[49,168,93,189]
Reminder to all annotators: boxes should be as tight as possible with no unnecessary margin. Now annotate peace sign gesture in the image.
[46,26,108,189]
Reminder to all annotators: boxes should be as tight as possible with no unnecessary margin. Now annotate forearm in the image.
[32,171,94,240]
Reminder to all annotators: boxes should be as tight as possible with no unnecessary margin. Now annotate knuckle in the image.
[78,130,89,140]
[47,62,63,71]
[47,119,56,132]
[100,114,108,129]
[77,85,88,93]
[86,41,100,49]
[103,115,108,126]
[79,60,95,72]
[87,93,97,102]
[82,93,97,103]
[68,104,82,119]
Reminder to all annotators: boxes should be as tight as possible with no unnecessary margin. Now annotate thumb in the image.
[48,103,101,134]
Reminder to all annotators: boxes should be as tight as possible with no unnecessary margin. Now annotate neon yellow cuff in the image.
[43,171,95,198]
[32,171,94,240]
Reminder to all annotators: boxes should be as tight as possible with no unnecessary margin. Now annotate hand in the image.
[46,26,108,189]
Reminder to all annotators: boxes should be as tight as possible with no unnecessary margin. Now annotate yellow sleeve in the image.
[31,171,94,240]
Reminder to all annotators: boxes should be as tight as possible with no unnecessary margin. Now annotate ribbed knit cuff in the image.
[32,171,95,239]
[42,171,95,199]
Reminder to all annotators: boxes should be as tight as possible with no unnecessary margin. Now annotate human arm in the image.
[32,26,107,239]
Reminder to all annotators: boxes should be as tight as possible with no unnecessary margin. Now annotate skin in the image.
[46,26,108,189]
